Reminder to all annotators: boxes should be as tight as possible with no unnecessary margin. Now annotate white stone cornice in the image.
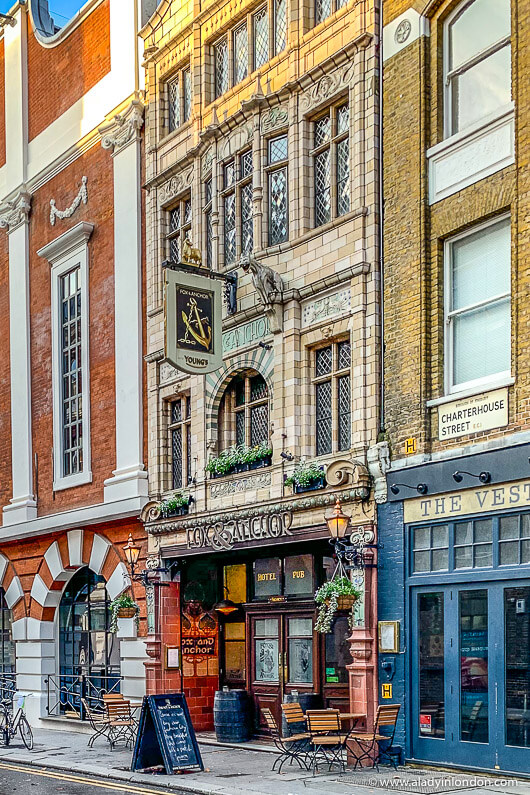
[0,191,31,233]
[99,99,145,155]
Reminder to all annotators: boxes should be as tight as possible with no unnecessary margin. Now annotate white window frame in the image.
[443,0,511,139]
[444,214,511,396]
[37,222,93,491]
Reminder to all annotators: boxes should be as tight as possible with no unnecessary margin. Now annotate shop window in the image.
[454,520,492,569]
[169,396,191,489]
[253,555,314,600]
[222,151,253,267]
[284,554,314,596]
[444,0,511,137]
[223,563,247,604]
[499,515,530,565]
[267,134,288,246]
[313,339,351,456]
[253,557,281,598]
[324,616,350,684]
[313,103,350,227]
[167,195,192,263]
[445,216,511,393]
[218,371,270,450]
[413,525,449,572]
[223,622,246,683]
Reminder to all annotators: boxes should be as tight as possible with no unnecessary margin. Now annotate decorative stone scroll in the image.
[0,191,31,232]
[325,459,370,493]
[260,105,288,135]
[50,177,87,226]
[210,472,272,498]
[99,100,144,154]
[300,62,355,114]
[159,167,194,206]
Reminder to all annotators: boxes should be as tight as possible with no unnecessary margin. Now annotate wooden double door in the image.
[249,609,317,732]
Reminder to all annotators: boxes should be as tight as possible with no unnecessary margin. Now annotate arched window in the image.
[0,589,15,699]
[444,0,511,136]
[59,568,119,714]
[218,371,270,450]
[30,1,89,37]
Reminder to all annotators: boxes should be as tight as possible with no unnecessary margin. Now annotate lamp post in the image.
[325,498,378,574]
[122,534,172,588]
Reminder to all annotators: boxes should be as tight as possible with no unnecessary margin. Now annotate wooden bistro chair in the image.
[306,709,347,776]
[105,699,137,750]
[281,702,307,735]
[81,698,112,749]
[261,708,311,773]
[346,704,401,770]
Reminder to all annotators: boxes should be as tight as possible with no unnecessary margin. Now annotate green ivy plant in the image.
[109,593,140,634]
[206,442,272,476]
[314,577,361,634]
[159,491,190,515]
[284,460,325,489]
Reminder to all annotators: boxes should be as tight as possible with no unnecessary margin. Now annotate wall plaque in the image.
[437,387,508,440]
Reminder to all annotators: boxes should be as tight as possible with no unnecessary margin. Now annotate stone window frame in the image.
[219,149,254,268]
[166,194,193,263]
[168,394,192,490]
[210,0,287,101]
[311,336,352,458]
[311,100,351,228]
[264,132,289,247]
[443,213,511,396]
[442,0,511,139]
[217,371,270,452]
[161,63,192,138]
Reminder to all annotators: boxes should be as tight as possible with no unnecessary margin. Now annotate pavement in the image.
[0,726,529,795]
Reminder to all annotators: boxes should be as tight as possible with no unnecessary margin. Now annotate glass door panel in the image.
[287,617,313,684]
[459,590,489,743]
[254,618,279,682]
[418,592,445,738]
[504,586,530,749]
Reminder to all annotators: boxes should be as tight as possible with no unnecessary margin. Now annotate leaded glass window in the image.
[221,151,253,266]
[313,339,352,457]
[204,178,213,269]
[274,0,287,54]
[313,103,350,227]
[234,24,248,84]
[253,7,269,70]
[169,396,192,489]
[215,38,229,98]
[218,372,270,453]
[315,0,331,24]
[267,134,288,246]
[167,196,192,263]
[183,69,192,122]
[168,76,180,132]
[167,68,192,132]
[61,268,83,477]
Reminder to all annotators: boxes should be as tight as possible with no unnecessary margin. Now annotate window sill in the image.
[426,377,514,408]
[53,471,93,492]
[427,104,514,204]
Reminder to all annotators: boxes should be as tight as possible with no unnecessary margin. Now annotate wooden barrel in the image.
[213,689,252,743]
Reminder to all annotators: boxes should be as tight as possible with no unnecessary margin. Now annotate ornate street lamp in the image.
[324,498,379,570]
[122,534,172,588]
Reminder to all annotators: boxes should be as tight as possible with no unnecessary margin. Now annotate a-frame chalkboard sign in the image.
[131,693,204,774]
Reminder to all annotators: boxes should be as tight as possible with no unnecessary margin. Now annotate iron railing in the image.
[44,673,122,721]
[0,672,16,703]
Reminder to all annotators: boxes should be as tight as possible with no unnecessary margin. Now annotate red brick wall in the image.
[0,232,11,512]
[27,0,111,142]
[0,39,6,168]
[29,144,115,515]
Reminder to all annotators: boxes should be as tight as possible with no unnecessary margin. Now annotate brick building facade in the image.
[140,0,385,734]
[0,0,152,728]
[378,0,530,773]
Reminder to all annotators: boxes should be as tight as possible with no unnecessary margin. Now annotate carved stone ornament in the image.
[300,62,355,114]
[99,100,144,154]
[159,361,180,384]
[159,167,194,206]
[0,191,31,232]
[366,441,390,504]
[201,147,214,178]
[260,105,288,135]
[325,458,370,495]
[210,472,271,498]
[50,176,87,226]
[302,288,351,327]
[218,123,253,162]
[240,253,284,332]
[145,554,162,570]
[140,501,162,523]
[395,18,412,44]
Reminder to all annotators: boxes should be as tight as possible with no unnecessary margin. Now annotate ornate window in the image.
[313,339,351,456]
[273,0,287,54]
[167,195,192,262]
[313,103,350,227]
[167,69,192,134]
[218,372,270,449]
[444,0,511,136]
[222,151,253,267]
[233,24,249,84]
[169,396,192,489]
[203,178,213,269]
[253,7,269,71]
[214,37,229,98]
[267,134,288,246]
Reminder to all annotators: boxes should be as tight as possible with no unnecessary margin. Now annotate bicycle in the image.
[0,694,34,750]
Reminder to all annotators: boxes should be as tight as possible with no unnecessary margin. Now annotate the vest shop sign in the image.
[165,269,223,375]
[437,388,508,440]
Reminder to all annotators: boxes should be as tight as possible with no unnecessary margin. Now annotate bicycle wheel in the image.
[19,715,33,750]
[0,708,10,746]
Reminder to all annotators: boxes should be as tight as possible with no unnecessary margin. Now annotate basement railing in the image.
[44,673,123,721]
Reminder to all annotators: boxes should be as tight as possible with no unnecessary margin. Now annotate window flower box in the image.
[207,443,272,479]
[159,492,192,518]
[285,461,325,493]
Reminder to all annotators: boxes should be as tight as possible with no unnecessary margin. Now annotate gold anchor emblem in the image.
[181,297,211,350]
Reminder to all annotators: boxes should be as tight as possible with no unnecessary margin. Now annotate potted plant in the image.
[206,443,272,478]
[314,577,361,634]
[284,460,325,493]
[110,593,140,633]
[244,441,273,470]
[159,491,192,518]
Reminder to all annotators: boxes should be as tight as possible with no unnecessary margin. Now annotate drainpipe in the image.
[378,0,385,438]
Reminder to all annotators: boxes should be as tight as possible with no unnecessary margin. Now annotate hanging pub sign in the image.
[165,266,223,375]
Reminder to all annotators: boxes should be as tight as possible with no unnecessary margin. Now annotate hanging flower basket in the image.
[314,576,361,634]
[118,607,137,618]
[335,595,357,611]
[110,594,140,633]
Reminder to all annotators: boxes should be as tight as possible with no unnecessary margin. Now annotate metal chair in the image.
[346,703,401,769]
[306,710,346,775]
[261,708,311,773]
[81,698,112,748]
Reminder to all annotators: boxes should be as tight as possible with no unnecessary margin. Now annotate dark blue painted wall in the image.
[377,499,407,752]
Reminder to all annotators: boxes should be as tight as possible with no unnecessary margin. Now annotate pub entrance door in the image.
[249,610,316,732]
